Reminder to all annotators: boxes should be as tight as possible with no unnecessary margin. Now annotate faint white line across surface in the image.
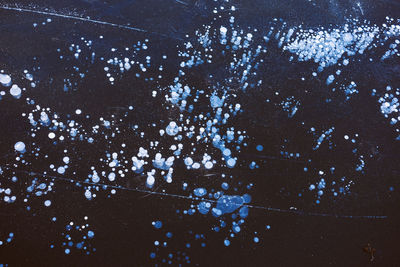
[5,167,388,219]
[0,5,183,40]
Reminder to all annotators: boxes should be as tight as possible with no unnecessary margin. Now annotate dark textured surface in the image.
[0,0,399,266]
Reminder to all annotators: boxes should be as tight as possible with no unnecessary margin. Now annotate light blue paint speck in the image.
[88,230,94,238]
[224,239,230,246]
[193,188,207,197]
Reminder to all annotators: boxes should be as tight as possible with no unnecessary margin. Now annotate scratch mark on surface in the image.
[357,1,364,15]
[3,166,388,219]
[0,5,183,40]
[175,0,189,6]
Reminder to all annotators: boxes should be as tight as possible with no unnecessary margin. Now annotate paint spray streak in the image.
[6,167,387,219]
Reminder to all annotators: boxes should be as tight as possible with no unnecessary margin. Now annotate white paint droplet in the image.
[14,141,26,152]
[0,73,12,86]
[9,84,22,98]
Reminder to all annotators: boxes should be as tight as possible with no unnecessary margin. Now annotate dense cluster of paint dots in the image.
[377,86,400,134]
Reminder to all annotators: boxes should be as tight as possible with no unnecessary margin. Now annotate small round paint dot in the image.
[205,161,213,169]
[63,157,70,164]
[87,230,94,238]
[152,221,162,229]
[10,84,22,98]
[14,141,26,152]
[227,158,236,168]
[48,132,56,139]
[44,200,52,207]
[57,166,65,174]
[75,109,82,115]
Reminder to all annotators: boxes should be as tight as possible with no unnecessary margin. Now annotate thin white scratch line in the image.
[6,167,388,219]
[0,5,183,40]
[0,5,146,32]
[175,0,189,6]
